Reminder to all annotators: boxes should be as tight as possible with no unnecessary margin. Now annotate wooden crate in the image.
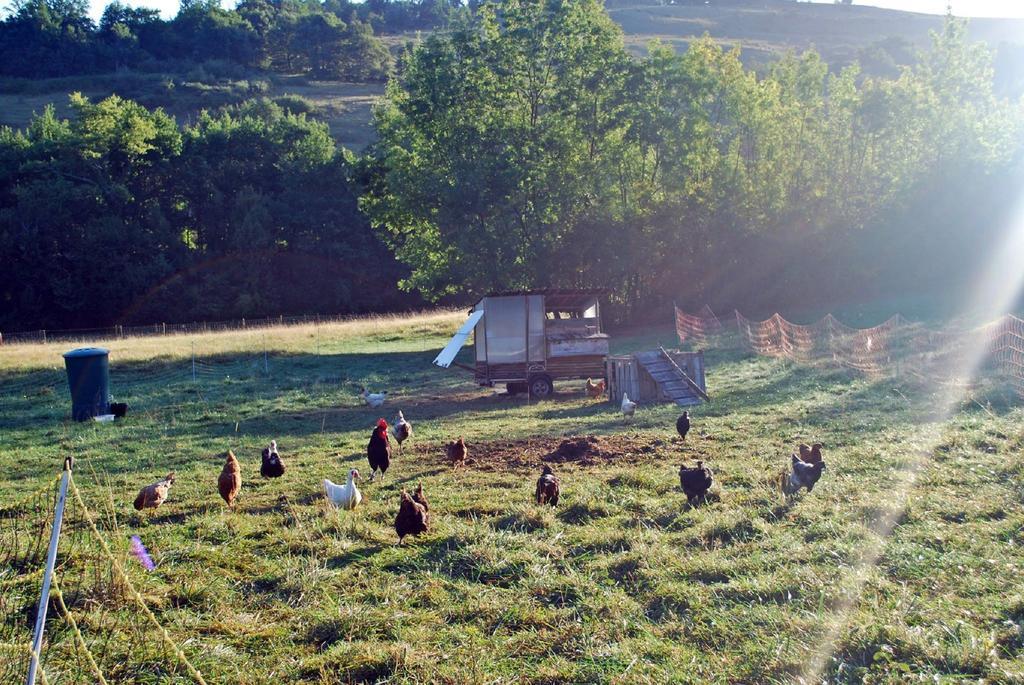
[607,350,706,407]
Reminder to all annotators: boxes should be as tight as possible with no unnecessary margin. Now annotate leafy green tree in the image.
[0,0,98,75]
[365,0,631,300]
[0,94,412,329]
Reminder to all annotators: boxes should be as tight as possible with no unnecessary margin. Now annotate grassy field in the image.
[1,310,1023,683]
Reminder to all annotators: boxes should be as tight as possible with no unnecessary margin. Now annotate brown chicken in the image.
[412,483,429,511]
[218,450,241,507]
[394,489,429,543]
[798,443,824,464]
[585,378,606,399]
[446,437,467,469]
[133,472,175,511]
[535,465,560,506]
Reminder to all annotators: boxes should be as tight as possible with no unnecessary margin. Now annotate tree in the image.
[364,0,632,300]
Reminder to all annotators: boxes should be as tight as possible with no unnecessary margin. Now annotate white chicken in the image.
[324,468,362,510]
[359,387,388,408]
[621,392,637,420]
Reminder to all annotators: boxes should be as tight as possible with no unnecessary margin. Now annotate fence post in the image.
[162,322,166,335]
[26,456,74,685]
[264,334,269,375]
[42,329,46,345]
[316,320,320,357]
[192,341,196,383]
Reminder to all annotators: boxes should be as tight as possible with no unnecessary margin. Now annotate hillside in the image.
[0,74,384,151]
[611,0,1024,67]
[2,1,1021,150]
[2,311,1022,682]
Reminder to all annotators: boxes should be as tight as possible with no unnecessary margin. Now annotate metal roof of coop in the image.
[480,288,609,310]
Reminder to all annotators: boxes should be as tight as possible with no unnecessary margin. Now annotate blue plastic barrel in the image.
[62,348,110,421]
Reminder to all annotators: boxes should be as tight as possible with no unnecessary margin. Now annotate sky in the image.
[82,0,1024,22]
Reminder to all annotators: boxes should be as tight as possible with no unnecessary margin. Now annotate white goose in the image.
[621,392,637,421]
[324,468,362,510]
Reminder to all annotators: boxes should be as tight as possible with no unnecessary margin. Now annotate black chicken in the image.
[679,460,713,504]
[395,489,429,543]
[260,440,285,478]
[535,465,560,506]
[367,418,391,481]
[784,453,826,494]
[676,411,691,440]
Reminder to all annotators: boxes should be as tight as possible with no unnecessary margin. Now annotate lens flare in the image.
[802,192,1024,679]
[130,535,156,572]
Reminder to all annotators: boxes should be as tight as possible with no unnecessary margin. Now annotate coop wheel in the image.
[528,375,553,399]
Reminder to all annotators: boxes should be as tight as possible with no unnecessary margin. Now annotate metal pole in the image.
[263,335,268,374]
[26,456,73,685]
[192,341,196,383]
[316,321,320,357]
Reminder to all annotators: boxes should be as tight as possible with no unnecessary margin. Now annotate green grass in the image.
[1,310,1023,683]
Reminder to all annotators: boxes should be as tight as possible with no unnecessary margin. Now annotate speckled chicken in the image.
[679,460,713,504]
[394,488,429,543]
[535,465,560,506]
[392,411,412,454]
[133,472,175,511]
[218,450,241,507]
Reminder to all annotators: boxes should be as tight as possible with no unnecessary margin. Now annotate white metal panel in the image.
[549,338,610,357]
[485,296,527,363]
[433,310,485,368]
[528,295,545,362]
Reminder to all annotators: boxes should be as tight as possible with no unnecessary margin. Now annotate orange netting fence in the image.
[674,305,1024,396]
[674,304,724,344]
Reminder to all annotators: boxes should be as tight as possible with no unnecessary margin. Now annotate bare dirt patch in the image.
[409,434,678,472]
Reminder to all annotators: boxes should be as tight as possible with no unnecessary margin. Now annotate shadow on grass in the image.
[326,544,384,569]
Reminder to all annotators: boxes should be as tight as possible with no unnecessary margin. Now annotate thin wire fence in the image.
[1,321,456,425]
[1,311,435,346]
[675,305,1024,396]
[1,463,207,685]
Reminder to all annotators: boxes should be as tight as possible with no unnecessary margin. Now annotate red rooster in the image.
[367,418,391,481]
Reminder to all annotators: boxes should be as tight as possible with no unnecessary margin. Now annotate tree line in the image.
[0,0,468,81]
[1,0,1022,331]
[0,95,412,329]
[365,0,1024,319]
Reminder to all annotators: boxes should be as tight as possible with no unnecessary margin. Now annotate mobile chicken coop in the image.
[434,289,610,398]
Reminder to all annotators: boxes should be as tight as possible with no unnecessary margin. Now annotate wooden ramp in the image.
[632,348,709,406]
